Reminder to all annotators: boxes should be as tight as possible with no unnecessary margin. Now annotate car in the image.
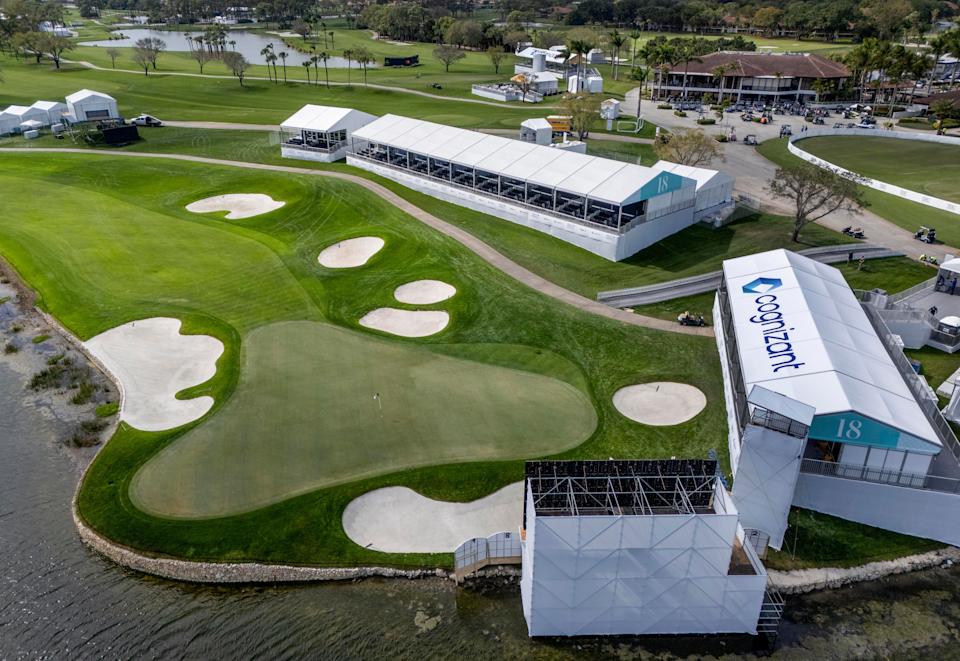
[132,114,163,127]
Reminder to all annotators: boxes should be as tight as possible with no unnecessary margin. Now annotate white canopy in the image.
[939,258,960,275]
[280,104,376,134]
[352,114,692,206]
[723,249,941,450]
[19,120,44,129]
[65,89,116,104]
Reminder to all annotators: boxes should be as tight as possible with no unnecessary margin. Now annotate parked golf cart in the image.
[743,134,757,145]
[677,311,707,327]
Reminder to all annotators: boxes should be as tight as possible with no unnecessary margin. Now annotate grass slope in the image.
[757,137,960,247]
[799,136,960,204]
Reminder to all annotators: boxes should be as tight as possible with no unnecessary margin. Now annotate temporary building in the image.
[279,104,377,162]
[652,160,734,217]
[19,119,44,131]
[29,100,68,125]
[0,105,30,134]
[519,118,553,145]
[65,89,120,122]
[2,104,48,129]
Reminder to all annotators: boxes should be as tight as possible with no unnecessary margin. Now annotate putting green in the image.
[799,136,960,204]
[130,320,598,518]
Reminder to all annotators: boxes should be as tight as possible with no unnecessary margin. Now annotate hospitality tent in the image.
[652,160,734,213]
[279,105,377,161]
[29,100,68,125]
[65,89,119,122]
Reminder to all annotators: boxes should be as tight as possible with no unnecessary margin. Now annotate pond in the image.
[80,29,362,67]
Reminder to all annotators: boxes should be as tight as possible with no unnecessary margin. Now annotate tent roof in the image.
[19,119,44,128]
[651,160,733,191]
[521,118,553,131]
[723,249,941,450]
[2,105,32,118]
[66,89,116,103]
[352,114,687,205]
[280,104,375,132]
[940,258,960,274]
[30,100,66,111]
[515,46,568,64]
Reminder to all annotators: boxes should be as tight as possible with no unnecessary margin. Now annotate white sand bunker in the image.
[318,237,385,268]
[343,482,523,553]
[84,317,224,432]
[185,193,285,219]
[394,279,457,305]
[613,382,706,426]
[359,308,449,337]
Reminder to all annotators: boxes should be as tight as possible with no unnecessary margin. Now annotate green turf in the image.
[757,137,960,247]
[131,321,597,518]
[1,151,730,566]
[798,136,960,204]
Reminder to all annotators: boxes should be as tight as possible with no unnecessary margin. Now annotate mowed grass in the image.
[798,136,960,204]
[758,137,960,247]
[0,151,729,566]
[131,321,596,518]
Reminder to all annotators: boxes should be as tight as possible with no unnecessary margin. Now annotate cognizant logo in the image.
[741,277,806,374]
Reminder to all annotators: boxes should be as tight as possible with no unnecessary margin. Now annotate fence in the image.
[788,129,960,216]
[800,458,960,493]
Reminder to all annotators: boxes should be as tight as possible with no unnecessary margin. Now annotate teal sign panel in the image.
[809,412,938,453]
[638,171,685,199]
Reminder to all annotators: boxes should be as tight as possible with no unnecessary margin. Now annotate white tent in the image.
[65,89,119,122]
[29,100,68,125]
[279,104,377,162]
[0,105,30,134]
[939,257,960,276]
[652,160,734,213]
[19,119,44,130]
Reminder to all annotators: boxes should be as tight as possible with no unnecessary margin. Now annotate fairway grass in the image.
[131,321,596,518]
[798,136,960,204]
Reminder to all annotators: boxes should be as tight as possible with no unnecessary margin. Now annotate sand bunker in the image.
[185,193,285,219]
[342,482,523,553]
[359,308,449,337]
[84,317,224,432]
[394,279,457,305]
[318,237,385,268]
[612,382,706,426]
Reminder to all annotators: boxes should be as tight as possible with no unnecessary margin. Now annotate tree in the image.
[629,28,642,67]
[317,52,330,88]
[559,92,601,140]
[653,128,722,167]
[222,51,250,87]
[343,48,353,86]
[105,47,120,69]
[279,51,288,83]
[608,29,626,80]
[433,45,465,72]
[566,37,594,91]
[712,63,731,104]
[192,46,212,74]
[292,20,310,41]
[353,47,373,86]
[301,59,312,85]
[132,40,153,75]
[767,164,866,242]
[486,46,506,74]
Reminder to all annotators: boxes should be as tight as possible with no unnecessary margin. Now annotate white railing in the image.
[789,129,960,216]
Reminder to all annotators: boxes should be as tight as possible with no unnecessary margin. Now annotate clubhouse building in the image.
[658,52,850,103]
[715,249,960,551]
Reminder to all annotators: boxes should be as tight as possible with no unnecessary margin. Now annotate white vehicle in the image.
[131,114,163,127]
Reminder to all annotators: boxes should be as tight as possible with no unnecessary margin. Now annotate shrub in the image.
[4,342,17,354]
[657,103,672,109]
[71,381,96,405]
[715,134,728,142]
[30,365,65,390]
[47,353,65,365]
[696,118,716,125]
[95,401,119,418]
[11,324,22,333]
[0,296,9,305]
[674,110,687,117]
[32,334,50,344]
[80,418,108,433]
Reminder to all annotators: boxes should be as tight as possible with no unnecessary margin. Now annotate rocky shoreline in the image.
[3,258,957,594]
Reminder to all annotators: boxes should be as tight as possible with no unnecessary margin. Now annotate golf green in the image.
[131,321,596,518]
[799,136,960,204]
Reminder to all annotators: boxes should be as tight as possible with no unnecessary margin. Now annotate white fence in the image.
[788,129,960,216]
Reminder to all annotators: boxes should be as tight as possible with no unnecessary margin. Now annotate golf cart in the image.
[744,134,757,145]
[915,226,938,244]
[779,124,793,137]
[677,311,707,327]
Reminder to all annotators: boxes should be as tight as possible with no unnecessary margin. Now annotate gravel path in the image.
[1,147,712,337]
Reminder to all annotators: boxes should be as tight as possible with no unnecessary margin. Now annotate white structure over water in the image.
[279,104,376,162]
[715,249,960,550]
[520,460,776,637]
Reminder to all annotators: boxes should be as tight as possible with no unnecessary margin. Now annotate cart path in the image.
[64,59,560,110]
[0,147,712,337]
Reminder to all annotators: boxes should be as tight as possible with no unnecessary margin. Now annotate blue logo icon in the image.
[742,277,782,294]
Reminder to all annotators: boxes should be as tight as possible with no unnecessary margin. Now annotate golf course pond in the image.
[3,361,960,658]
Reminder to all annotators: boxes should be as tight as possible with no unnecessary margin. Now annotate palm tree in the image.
[566,38,594,91]
[279,51,288,83]
[329,31,335,50]
[609,30,627,81]
[267,52,278,84]
[629,28,642,67]
[302,59,312,85]
[260,46,274,81]
[184,32,193,53]
[948,29,960,90]
[927,33,949,95]
[677,42,702,100]
[321,21,327,48]
[229,40,236,51]
[633,65,650,114]
[712,63,731,104]
[844,41,873,103]
[318,51,330,88]
[343,48,353,86]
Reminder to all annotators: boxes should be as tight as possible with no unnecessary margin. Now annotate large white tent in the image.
[29,100,68,125]
[65,89,119,122]
[723,249,941,458]
[280,104,377,162]
[0,105,30,134]
[652,160,734,215]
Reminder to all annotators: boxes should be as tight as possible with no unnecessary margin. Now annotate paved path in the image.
[65,59,558,110]
[0,147,712,337]
[165,120,282,131]
[637,100,960,259]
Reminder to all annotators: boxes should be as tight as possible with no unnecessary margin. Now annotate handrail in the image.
[717,279,750,432]
[800,458,960,493]
[887,276,937,304]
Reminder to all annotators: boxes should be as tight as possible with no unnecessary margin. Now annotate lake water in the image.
[1,354,959,657]
[80,29,360,67]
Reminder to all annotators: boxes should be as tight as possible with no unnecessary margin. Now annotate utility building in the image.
[716,249,960,551]
[520,460,779,638]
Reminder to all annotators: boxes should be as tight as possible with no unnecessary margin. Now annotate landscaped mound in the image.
[318,237,385,268]
[185,193,285,219]
[342,482,523,553]
[129,321,597,518]
[84,318,223,431]
[394,280,457,305]
[612,382,706,426]
[359,308,449,337]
